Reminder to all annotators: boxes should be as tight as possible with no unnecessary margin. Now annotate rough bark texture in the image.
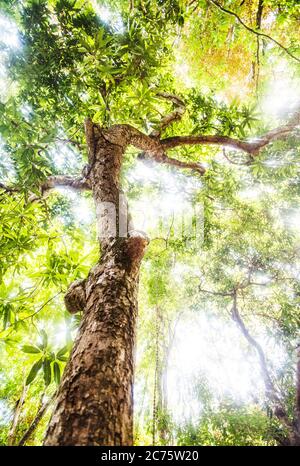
[44,123,148,446]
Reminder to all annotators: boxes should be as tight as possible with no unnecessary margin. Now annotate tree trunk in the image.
[231,292,300,446]
[290,345,300,446]
[19,392,55,446]
[7,376,27,446]
[44,122,148,445]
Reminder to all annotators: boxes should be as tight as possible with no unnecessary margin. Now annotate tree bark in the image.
[44,123,148,445]
[7,377,27,446]
[19,392,55,446]
[231,291,300,446]
[290,345,300,446]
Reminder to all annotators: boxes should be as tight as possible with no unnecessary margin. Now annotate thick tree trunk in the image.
[44,122,148,445]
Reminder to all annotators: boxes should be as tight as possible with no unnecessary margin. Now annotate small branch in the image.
[222,148,251,166]
[254,0,264,89]
[152,92,186,137]
[138,152,205,174]
[198,286,232,297]
[209,0,300,63]
[256,0,264,29]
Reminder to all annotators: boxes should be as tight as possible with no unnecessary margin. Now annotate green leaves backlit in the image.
[22,332,69,386]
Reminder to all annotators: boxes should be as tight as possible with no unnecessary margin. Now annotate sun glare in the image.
[91,1,124,32]
[262,61,300,119]
[0,15,20,49]
[56,188,94,225]
[127,162,202,238]
[166,312,287,423]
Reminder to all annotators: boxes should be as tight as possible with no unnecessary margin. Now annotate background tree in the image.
[0,0,299,446]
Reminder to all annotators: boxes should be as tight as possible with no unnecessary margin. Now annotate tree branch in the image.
[209,0,300,63]
[105,105,300,176]
[0,175,90,200]
[198,286,232,297]
[137,151,206,174]
[152,92,186,137]
[0,182,19,194]
[161,107,300,156]
[40,175,91,194]
[161,134,258,154]
[222,148,251,166]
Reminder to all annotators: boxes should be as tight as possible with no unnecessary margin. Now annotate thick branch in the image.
[161,108,300,156]
[40,175,91,194]
[161,134,258,154]
[0,175,90,199]
[91,106,300,178]
[209,0,300,63]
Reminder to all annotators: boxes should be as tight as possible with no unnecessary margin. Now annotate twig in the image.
[209,0,300,63]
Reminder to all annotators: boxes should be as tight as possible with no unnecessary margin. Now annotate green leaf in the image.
[43,358,51,386]
[3,304,13,330]
[53,361,61,385]
[56,345,69,359]
[26,358,43,385]
[40,329,48,349]
[21,345,41,354]
[57,355,68,362]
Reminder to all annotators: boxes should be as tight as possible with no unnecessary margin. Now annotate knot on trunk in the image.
[64,279,86,314]
[119,231,149,273]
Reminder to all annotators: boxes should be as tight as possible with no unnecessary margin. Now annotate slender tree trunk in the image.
[19,392,55,446]
[7,377,27,446]
[156,309,170,445]
[44,122,148,445]
[290,345,300,446]
[231,291,300,446]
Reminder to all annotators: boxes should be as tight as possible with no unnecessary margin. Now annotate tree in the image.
[0,0,299,446]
